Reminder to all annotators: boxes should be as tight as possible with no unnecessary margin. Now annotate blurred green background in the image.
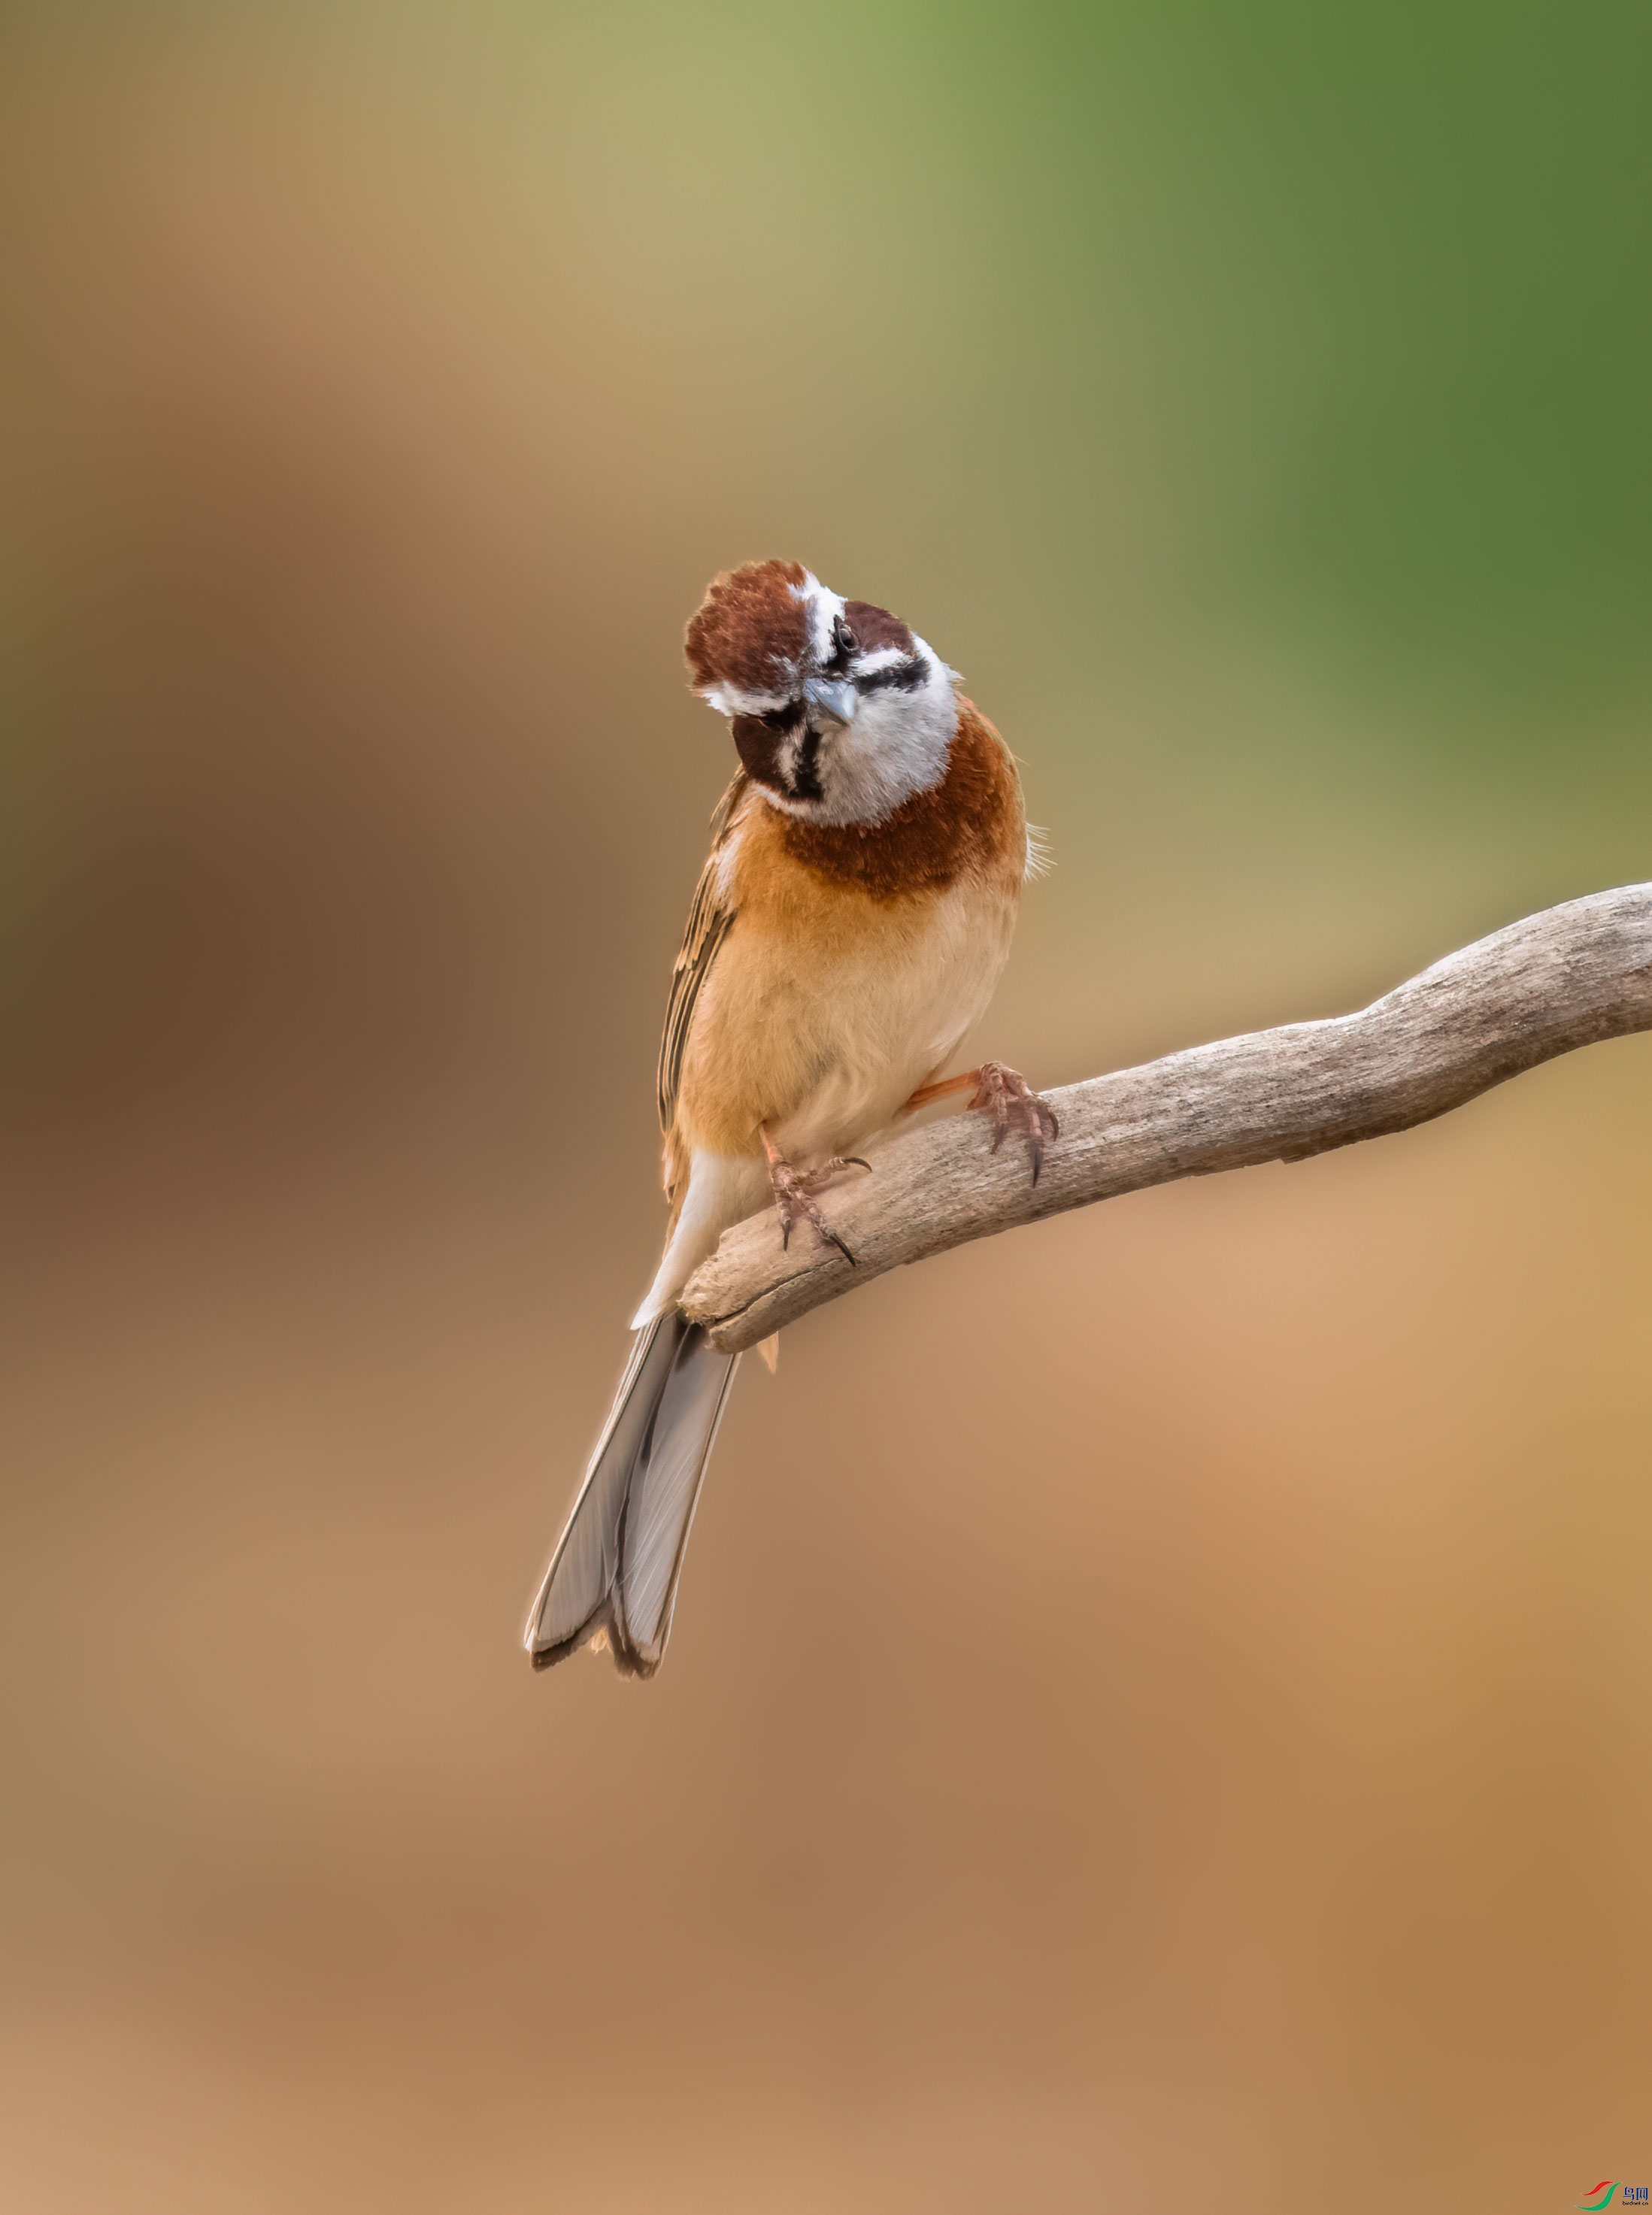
[2,5,1649,2210]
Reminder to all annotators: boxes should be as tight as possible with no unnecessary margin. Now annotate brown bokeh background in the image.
[2,11,1650,2210]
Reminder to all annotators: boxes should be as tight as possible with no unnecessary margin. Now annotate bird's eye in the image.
[828,616,857,668]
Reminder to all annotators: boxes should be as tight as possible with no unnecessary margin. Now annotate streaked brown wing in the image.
[656,774,746,1135]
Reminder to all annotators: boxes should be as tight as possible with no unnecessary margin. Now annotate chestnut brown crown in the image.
[684,559,813,699]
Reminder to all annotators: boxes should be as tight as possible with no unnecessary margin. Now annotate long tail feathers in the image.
[525,1315,741,1677]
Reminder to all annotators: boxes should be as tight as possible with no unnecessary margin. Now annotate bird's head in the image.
[684,559,959,826]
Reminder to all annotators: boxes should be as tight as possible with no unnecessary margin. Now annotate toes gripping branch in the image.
[904,1061,1061,1183]
[759,1129,870,1264]
[968,1061,1061,1184]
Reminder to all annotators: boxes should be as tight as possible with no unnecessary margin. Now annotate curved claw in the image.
[765,1147,864,1265]
[968,1062,1060,1185]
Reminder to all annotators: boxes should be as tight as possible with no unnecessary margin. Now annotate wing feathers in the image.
[656,775,746,1137]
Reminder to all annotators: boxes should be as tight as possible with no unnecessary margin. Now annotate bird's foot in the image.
[760,1133,868,1262]
[968,1062,1060,1184]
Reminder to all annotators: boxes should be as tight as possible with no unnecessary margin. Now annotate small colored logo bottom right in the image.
[1579,2187,1649,2210]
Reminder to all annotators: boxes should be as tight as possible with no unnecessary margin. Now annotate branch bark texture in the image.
[681,883,1652,1355]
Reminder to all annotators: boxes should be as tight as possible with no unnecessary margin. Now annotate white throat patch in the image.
[778,635,958,826]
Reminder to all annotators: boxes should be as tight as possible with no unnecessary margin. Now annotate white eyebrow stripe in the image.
[699,680,795,718]
[787,571,848,666]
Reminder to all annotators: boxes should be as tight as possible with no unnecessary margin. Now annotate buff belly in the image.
[676,868,1019,1163]
[630,866,1019,1329]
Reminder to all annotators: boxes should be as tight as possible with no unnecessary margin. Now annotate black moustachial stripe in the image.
[790,722,824,801]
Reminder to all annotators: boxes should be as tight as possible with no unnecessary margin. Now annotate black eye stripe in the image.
[853,654,927,695]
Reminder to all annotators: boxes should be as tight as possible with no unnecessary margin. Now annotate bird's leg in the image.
[759,1126,869,1264]
[902,1071,979,1111]
[902,1061,1060,1184]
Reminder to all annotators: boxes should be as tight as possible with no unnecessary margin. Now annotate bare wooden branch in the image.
[681,883,1652,1354]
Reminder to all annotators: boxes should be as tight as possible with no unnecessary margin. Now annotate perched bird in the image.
[525,559,1055,1677]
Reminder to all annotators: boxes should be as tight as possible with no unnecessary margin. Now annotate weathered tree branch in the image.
[681,883,1652,1355]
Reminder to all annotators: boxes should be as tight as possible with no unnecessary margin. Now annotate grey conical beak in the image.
[802,677,856,726]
